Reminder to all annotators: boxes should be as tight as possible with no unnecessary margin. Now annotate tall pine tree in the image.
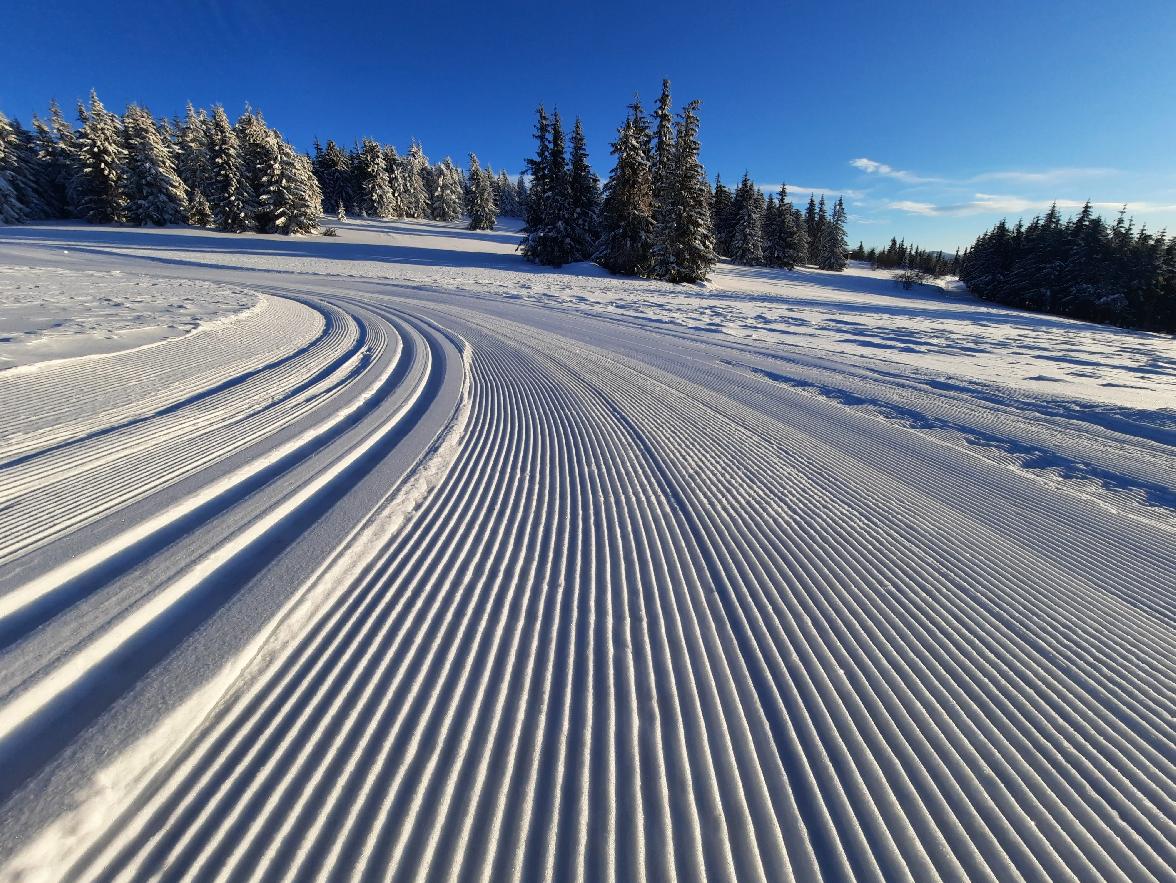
[594,99,655,276]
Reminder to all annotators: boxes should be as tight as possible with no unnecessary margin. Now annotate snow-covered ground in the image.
[0,218,1172,881]
[0,265,256,370]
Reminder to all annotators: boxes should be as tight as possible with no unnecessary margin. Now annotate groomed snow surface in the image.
[0,218,1172,882]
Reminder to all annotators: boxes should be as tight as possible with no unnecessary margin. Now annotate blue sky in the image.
[4,0,1175,251]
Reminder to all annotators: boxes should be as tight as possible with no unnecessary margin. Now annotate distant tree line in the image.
[310,137,525,230]
[0,93,322,233]
[0,92,517,236]
[714,179,847,271]
[960,202,1176,333]
[849,239,959,276]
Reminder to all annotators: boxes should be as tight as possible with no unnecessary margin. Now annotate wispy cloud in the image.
[758,182,865,199]
[886,194,1176,217]
[850,157,1120,189]
[849,158,942,184]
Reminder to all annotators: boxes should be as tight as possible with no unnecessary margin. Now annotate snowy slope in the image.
[0,219,1172,882]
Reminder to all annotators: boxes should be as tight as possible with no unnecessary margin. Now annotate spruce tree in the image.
[74,91,129,224]
[401,141,430,218]
[712,174,734,257]
[431,157,465,222]
[466,153,497,230]
[567,117,600,261]
[593,99,655,276]
[206,105,252,232]
[355,138,395,218]
[312,139,352,215]
[817,197,847,270]
[651,99,715,282]
[522,110,575,266]
[728,172,764,265]
[804,195,818,250]
[0,113,28,224]
[122,104,187,226]
[177,103,213,223]
[522,105,550,234]
[28,100,75,218]
[275,141,322,234]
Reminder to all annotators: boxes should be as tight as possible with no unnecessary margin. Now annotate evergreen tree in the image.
[28,100,75,218]
[177,103,213,223]
[312,139,352,215]
[0,113,54,223]
[593,99,655,276]
[401,141,430,218]
[764,184,807,268]
[206,105,252,232]
[74,91,129,224]
[122,104,186,226]
[817,197,847,270]
[522,110,575,266]
[650,79,676,262]
[466,153,497,230]
[522,105,550,234]
[0,113,28,224]
[431,156,465,222]
[728,172,764,265]
[804,195,818,251]
[567,117,600,261]
[274,140,322,234]
[650,99,715,282]
[355,138,395,218]
[383,145,406,217]
[712,173,734,256]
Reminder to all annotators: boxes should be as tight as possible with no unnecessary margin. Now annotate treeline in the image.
[960,202,1176,333]
[850,239,960,276]
[519,80,851,283]
[0,91,514,236]
[310,138,525,230]
[715,180,847,271]
[0,92,322,233]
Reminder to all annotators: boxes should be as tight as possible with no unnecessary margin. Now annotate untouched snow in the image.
[0,218,1172,882]
[0,265,257,370]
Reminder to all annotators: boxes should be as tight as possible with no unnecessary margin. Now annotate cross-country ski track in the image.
[0,222,1173,882]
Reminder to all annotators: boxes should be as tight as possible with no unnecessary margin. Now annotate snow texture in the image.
[0,217,1172,882]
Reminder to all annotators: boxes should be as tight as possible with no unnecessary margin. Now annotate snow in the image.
[0,265,256,370]
[0,217,1172,881]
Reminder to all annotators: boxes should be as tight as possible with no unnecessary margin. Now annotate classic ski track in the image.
[0,271,1171,882]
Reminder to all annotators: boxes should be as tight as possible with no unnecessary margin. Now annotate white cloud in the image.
[849,158,941,184]
[886,193,1176,217]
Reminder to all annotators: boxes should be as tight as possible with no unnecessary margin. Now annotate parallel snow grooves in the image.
[0,295,361,566]
[0,305,438,760]
[1,281,1170,882]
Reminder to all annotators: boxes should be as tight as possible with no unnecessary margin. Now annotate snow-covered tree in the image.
[711,174,734,257]
[465,153,497,230]
[430,156,465,222]
[177,103,213,222]
[355,138,395,218]
[494,170,518,217]
[312,139,352,215]
[206,105,252,232]
[122,104,186,226]
[594,99,654,276]
[521,110,575,265]
[400,141,430,219]
[567,117,600,261]
[764,184,807,268]
[815,196,847,270]
[73,91,129,224]
[522,105,550,234]
[651,100,715,282]
[275,140,322,234]
[0,113,55,223]
[30,101,76,218]
[727,172,763,265]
